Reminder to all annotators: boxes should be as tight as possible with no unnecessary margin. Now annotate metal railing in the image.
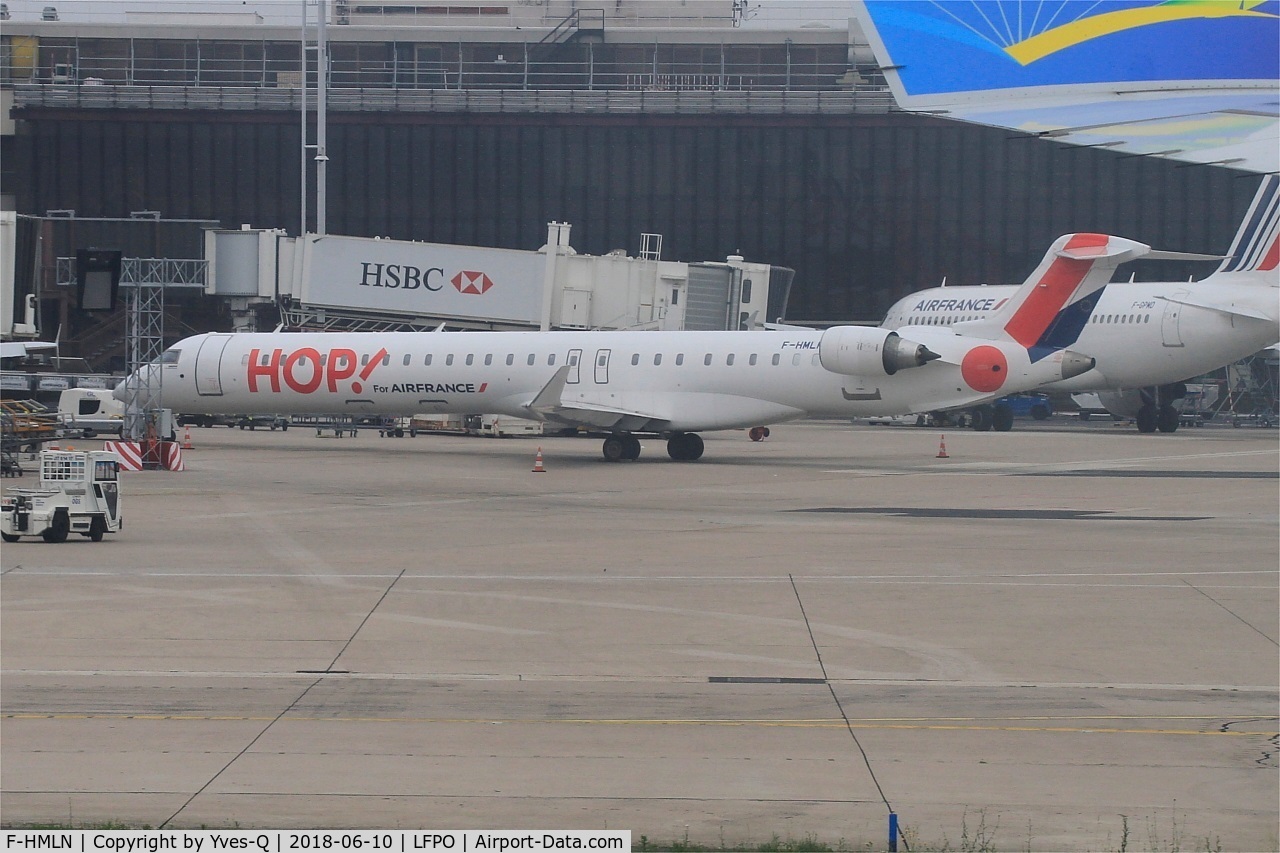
[2,41,869,93]
[56,257,208,289]
[15,82,896,114]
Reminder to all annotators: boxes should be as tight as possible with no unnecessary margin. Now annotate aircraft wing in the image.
[851,0,1280,173]
[523,365,665,430]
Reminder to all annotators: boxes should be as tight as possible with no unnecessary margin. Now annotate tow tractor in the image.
[1,450,122,543]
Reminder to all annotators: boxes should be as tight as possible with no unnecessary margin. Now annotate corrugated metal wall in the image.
[10,109,1257,322]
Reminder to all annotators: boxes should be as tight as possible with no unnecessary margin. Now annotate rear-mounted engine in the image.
[818,326,939,377]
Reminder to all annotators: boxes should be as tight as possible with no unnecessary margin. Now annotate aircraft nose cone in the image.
[113,377,130,403]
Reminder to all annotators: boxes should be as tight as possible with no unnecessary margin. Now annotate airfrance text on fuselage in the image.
[913,297,1002,313]
[378,382,484,394]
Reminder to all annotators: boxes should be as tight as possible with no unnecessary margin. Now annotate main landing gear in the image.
[601,434,642,462]
[968,403,1014,432]
[1135,383,1186,434]
[1136,403,1180,434]
[599,432,705,462]
[666,432,704,461]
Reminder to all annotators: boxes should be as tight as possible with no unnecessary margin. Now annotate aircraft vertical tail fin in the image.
[954,232,1151,361]
[1218,175,1280,274]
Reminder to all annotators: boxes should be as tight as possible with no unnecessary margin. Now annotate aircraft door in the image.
[567,349,582,384]
[594,348,611,384]
[194,334,233,396]
[1161,291,1187,347]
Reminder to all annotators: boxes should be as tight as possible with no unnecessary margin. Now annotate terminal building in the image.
[0,0,1255,373]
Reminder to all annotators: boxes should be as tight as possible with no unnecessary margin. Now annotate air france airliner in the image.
[117,233,1158,462]
[881,176,1280,433]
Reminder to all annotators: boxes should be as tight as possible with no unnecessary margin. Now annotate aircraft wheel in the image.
[992,405,1014,432]
[42,512,69,544]
[622,435,641,461]
[749,426,766,442]
[602,436,627,463]
[667,432,704,461]
[1156,405,1180,433]
[1135,405,1158,433]
[970,405,993,432]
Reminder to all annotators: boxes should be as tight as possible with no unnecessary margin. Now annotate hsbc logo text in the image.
[356,262,445,291]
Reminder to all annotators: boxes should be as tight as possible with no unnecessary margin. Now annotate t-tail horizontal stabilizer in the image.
[955,232,1152,361]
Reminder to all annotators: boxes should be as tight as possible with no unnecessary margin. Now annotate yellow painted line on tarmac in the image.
[4,712,1275,737]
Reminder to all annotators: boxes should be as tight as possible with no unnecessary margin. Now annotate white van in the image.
[57,388,124,438]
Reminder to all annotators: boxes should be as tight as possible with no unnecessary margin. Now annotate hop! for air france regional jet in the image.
[880,175,1280,433]
[120,231,1170,462]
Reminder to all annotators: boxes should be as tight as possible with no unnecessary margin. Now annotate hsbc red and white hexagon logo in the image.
[451,270,494,295]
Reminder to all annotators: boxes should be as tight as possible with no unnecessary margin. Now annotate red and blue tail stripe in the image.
[1004,233,1108,362]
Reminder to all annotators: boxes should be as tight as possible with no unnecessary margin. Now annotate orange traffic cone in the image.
[182,424,193,450]
[532,446,546,473]
[936,434,949,458]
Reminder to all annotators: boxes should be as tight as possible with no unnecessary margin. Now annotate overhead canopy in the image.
[852,0,1280,173]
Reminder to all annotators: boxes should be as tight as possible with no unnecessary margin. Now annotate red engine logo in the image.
[451,270,494,295]
[960,345,1009,394]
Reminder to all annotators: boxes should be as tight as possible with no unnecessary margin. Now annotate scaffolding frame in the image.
[57,257,207,452]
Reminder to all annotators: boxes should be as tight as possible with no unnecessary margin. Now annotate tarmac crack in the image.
[788,573,903,845]
[155,674,325,830]
[157,570,408,828]
[1179,579,1279,647]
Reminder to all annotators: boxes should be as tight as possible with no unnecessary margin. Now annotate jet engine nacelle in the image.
[819,326,938,377]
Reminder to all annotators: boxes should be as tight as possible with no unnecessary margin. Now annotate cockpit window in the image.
[160,349,181,365]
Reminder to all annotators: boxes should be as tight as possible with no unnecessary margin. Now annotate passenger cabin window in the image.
[792,354,802,366]
[704,353,713,366]
[403,354,412,366]
[527,354,536,366]
[505,354,514,366]
[772,354,781,366]
[382,353,390,366]
[631,353,640,366]
[653,354,662,366]
[485,354,493,366]
[425,354,433,366]
[675,354,684,366]
[547,354,556,366]
[466,354,475,366]
[726,354,735,366]
[749,354,758,366]
[446,354,454,366]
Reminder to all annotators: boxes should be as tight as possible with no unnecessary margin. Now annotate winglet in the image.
[525,364,573,417]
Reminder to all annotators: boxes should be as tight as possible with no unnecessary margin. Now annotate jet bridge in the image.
[205,222,792,334]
